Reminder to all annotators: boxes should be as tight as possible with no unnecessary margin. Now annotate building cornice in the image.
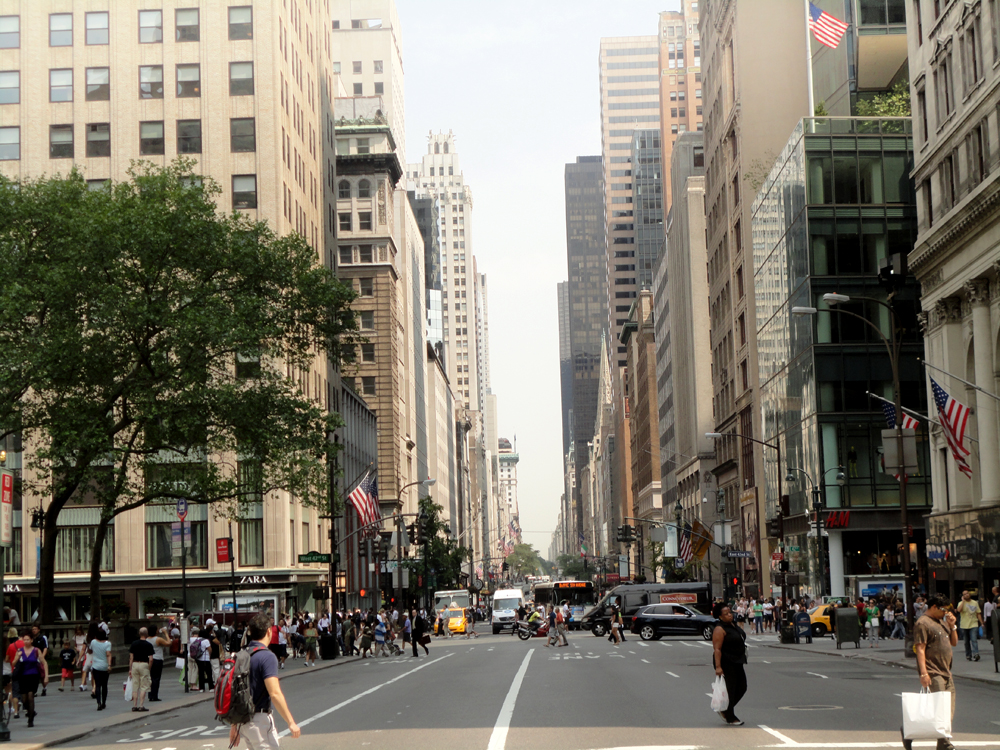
[910,178,1000,276]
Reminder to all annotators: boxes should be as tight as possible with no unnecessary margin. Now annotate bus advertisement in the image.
[532,580,595,629]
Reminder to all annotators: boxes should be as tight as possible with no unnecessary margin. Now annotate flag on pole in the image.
[881,402,920,481]
[690,519,713,560]
[678,522,693,564]
[808,2,849,48]
[348,471,382,538]
[931,377,973,478]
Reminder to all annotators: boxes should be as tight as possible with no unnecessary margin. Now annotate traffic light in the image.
[731,574,741,588]
[767,516,782,538]
[616,525,625,542]
[617,524,635,544]
[502,561,509,572]
[372,537,381,557]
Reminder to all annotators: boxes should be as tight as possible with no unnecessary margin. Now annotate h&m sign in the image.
[825,510,851,529]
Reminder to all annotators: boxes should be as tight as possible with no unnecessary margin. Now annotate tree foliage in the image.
[504,543,543,578]
[411,496,469,597]
[556,553,590,581]
[0,161,359,622]
[855,81,911,118]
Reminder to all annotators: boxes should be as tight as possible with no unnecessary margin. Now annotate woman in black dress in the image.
[711,602,748,726]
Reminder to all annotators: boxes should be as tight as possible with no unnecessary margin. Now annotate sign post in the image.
[0,470,12,741]
[176,498,188,693]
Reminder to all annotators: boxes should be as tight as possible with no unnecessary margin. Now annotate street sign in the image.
[726,550,754,559]
[176,498,188,521]
[0,471,13,548]
[771,552,784,561]
[787,546,801,552]
[298,551,331,564]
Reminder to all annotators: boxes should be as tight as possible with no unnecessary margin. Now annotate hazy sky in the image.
[396,1,676,556]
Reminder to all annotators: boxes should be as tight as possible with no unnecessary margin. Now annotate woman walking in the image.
[12,633,48,727]
[148,626,171,702]
[303,621,319,666]
[88,628,112,711]
[866,599,880,647]
[610,605,623,645]
[711,602,748,726]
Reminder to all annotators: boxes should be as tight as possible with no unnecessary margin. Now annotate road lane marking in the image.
[762,660,771,664]
[641,659,650,663]
[638,642,649,647]
[666,671,680,678]
[279,653,454,736]
[758,725,798,745]
[693,641,713,647]
[806,672,828,679]
[487,648,535,750]
[681,642,697,648]
[659,642,673,647]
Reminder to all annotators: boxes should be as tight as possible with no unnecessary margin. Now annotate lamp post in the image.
[793,291,916,653]
[706,431,782,620]
[398,479,436,611]
[785,466,845,598]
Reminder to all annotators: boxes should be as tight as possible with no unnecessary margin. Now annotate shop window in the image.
[56,526,115,572]
[145,521,206,568]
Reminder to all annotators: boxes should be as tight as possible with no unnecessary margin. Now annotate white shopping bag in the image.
[710,675,729,712]
[123,678,133,702]
[901,689,951,740]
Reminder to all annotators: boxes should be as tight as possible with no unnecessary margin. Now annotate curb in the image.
[762,642,1000,687]
[11,654,363,750]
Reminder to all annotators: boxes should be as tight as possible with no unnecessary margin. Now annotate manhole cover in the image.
[778,705,843,711]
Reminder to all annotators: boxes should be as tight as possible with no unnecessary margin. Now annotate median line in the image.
[487,648,535,750]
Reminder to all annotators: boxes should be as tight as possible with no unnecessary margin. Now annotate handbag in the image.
[419,634,431,646]
[901,689,951,740]
[710,676,729,712]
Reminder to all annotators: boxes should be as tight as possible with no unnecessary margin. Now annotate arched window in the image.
[338,180,351,199]
[434,142,440,154]
[444,142,449,154]
[358,179,371,198]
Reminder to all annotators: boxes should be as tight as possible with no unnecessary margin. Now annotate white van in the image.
[491,588,525,634]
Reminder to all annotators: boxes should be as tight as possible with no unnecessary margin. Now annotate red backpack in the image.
[214,644,264,726]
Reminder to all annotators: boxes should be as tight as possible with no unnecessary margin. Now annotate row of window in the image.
[0,63,255,105]
[0,8,251,50]
[0,118,255,160]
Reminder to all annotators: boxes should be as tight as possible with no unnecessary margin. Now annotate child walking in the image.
[58,641,76,691]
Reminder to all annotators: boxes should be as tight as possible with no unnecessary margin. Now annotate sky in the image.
[396,1,676,557]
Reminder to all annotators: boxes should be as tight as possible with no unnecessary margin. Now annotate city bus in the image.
[533,580,596,629]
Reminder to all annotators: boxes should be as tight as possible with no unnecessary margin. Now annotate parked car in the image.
[630,603,716,641]
[808,603,835,637]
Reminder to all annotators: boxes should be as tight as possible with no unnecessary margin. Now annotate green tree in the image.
[556,554,590,580]
[0,161,359,623]
[855,80,911,117]
[411,496,469,598]
[505,543,542,578]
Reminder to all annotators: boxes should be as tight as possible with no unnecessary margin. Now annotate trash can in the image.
[835,607,861,649]
[319,634,338,660]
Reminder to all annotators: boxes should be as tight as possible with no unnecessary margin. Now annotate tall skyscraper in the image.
[564,156,607,545]
[557,281,573,456]
[599,36,659,366]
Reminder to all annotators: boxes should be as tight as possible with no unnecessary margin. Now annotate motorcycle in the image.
[516,617,549,640]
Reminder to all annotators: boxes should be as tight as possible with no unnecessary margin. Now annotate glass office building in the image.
[631,130,665,289]
[752,118,929,599]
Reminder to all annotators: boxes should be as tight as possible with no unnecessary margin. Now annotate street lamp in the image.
[793,291,916,650]
[397,479,436,610]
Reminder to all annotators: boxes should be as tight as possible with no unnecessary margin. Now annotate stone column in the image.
[826,530,846,597]
[966,280,1000,507]
[936,298,973,509]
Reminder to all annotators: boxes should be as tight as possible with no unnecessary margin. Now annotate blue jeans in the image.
[962,626,979,658]
[754,616,763,633]
[891,619,906,639]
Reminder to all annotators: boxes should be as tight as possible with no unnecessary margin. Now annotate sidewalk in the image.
[757,631,999,685]
[1,652,361,750]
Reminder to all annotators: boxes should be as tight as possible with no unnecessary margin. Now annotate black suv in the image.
[630,603,716,641]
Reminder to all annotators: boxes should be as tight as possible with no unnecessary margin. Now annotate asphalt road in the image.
[69,630,1000,750]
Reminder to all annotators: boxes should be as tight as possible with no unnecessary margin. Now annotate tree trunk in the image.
[88,518,112,623]
[37,497,69,625]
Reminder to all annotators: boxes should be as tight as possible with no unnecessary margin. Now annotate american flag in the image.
[348,471,382,538]
[808,2,849,48]
[475,564,483,579]
[931,377,973,478]
[678,522,693,564]
[881,402,920,481]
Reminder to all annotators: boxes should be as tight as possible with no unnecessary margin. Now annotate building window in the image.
[338,213,351,231]
[374,60,384,73]
[86,11,108,45]
[0,126,18,160]
[140,65,163,99]
[229,62,254,96]
[86,123,110,157]
[359,245,373,262]
[230,117,256,152]
[358,179,371,198]
[50,69,73,102]
[139,121,165,155]
[357,140,370,155]
[338,246,353,264]
[139,10,163,43]
[917,88,928,142]
[359,212,373,230]
[57,526,115,572]
[941,153,956,209]
[360,311,374,330]
[338,180,351,199]
[175,8,199,42]
[353,61,362,74]
[922,179,933,227]
[0,71,18,104]
[361,376,376,396]
[49,13,72,46]
[992,0,1000,63]
[146,522,205,569]
[232,175,257,209]
[693,145,704,167]
[176,64,201,97]
[238,519,263,566]
[228,6,253,40]
[85,67,110,101]
[353,82,363,95]
[177,119,202,154]
[935,55,953,123]
[963,19,982,92]
[374,82,384,95]
[359,278,374,297]
[49,124,73,159]
[0,16,19,49]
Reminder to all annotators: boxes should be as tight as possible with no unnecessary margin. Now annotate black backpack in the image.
[215,644,264,726]
[228,628,244,654]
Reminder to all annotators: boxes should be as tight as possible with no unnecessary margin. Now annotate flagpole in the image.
[866,390,981,443]
[804,0,816,115]
[920,358,1000,402]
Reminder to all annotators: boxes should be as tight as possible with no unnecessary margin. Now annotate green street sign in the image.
[298,551,331,564]
[787,546,800,552]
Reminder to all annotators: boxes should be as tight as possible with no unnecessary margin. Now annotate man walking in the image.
[128,627,154,713]
[956,590,984,662]
[230,613,300,750]
[904,593,959,750]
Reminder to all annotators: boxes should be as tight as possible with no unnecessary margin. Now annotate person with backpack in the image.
[219,613,300,750]
[189,628,213,692]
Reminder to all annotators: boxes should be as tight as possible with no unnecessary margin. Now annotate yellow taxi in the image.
[808,603,835,637]
[446,608,468,634]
